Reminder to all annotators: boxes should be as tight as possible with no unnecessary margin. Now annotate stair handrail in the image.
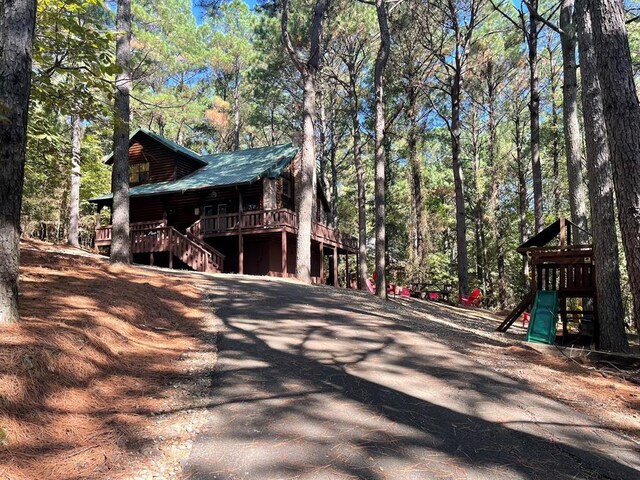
[185,230,225,268]
[184,221,226,269]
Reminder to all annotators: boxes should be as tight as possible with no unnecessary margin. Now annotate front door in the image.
[216,204,227,231]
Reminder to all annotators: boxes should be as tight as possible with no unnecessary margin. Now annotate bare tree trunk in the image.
[330,145,338,225]
[328,91,339,226]
[281,0,328,283]
[548,43,561,216]
[575,0,627,351]
[233,65,241,151]
[560,0,588,243]
[68,114,82,247]
[0,0,36,323]
[527,2,544,232]
[589,0,640,336]
[487,69,506,308]
[374,0,390,299]
[514,113,529,289]
[176,121,184,145]
[451,71,469,296]
[407,86,425,279]
[111,0,132,264]
[317,77,332,220]
[348,63,369,290]
[470,112,486,292]
[295,73,316,282]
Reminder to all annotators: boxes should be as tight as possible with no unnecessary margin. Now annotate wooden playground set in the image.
[497,217,596,345]
[380,217,597,347]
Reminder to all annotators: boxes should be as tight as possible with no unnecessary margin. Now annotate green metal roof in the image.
[103,128,207,166]
[91,141,298,203]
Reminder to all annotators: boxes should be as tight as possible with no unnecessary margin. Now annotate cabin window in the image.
[281,177,293,210]
[130,162,150,184]
[203,202,232,217]
[244,197,260,212]
[282,178,292,200]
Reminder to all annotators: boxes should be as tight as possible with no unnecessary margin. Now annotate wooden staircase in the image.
[96,221,225,273]
[496,291,535,332]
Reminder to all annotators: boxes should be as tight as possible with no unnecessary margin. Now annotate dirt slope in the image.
[0,241,214,480]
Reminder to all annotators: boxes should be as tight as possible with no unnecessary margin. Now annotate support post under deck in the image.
[345,252,349,288]
[319,242,324,284]
[238,230,244,275]
[333,245,338,287]
[281,229,287,276]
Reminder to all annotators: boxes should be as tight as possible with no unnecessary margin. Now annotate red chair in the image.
[460,288,482,307]
[365,278,376,294]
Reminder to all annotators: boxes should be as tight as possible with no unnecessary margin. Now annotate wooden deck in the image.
[186,208,357,251]
[95,220,225,273]
[94,209,357,275]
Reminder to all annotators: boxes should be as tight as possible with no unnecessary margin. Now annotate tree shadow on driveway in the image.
[186,277,640,480]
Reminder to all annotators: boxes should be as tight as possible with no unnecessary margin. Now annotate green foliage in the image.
[24,0,113,243]
[21,0,637,326]
[32,0,115,118]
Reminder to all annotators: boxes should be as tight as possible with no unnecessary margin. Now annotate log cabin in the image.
[90,129,357,285]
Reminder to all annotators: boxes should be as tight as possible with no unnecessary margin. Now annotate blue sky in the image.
[192,0,258,23]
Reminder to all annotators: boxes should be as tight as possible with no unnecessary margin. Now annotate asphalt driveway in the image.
[185,276,640,479]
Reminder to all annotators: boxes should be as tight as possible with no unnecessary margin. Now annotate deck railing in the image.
[96,209,357,253]
[94,221,225,272]
[95,220,167,246]
[196,208,356,249]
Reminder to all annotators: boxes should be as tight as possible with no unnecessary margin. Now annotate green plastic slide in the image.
[526,291,559,345]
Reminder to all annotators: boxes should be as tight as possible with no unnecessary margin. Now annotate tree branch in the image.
[281,0,305,75]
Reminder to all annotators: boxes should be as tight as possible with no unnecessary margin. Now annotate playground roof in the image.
[516,218,591,254]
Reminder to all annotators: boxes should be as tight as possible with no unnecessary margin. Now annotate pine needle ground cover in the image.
[0,241,212,479]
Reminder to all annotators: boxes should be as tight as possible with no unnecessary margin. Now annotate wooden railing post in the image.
[238,210,243,274]
[168,228,173,269]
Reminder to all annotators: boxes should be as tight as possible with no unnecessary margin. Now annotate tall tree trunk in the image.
[176,121,184,145]
[317,76,331,219]
[451,70,469,296]
[282,0,328,284]
[233,65,241,151]
[406,86,425,279]
[575,0,627,351]
[348,63,368,290]
[527,2,544,232]
[589,0,640,335]
[560,0,588,243]
[487,67,506,308]
[374,0,390,299]
[295,73,316,282]
[111,0,132,264]
[328,91,338,226]
[0,0,37,323]
[470,114,485,292]
[68,114,82,247]
[548,44,561,216]
[514,113,529,289]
